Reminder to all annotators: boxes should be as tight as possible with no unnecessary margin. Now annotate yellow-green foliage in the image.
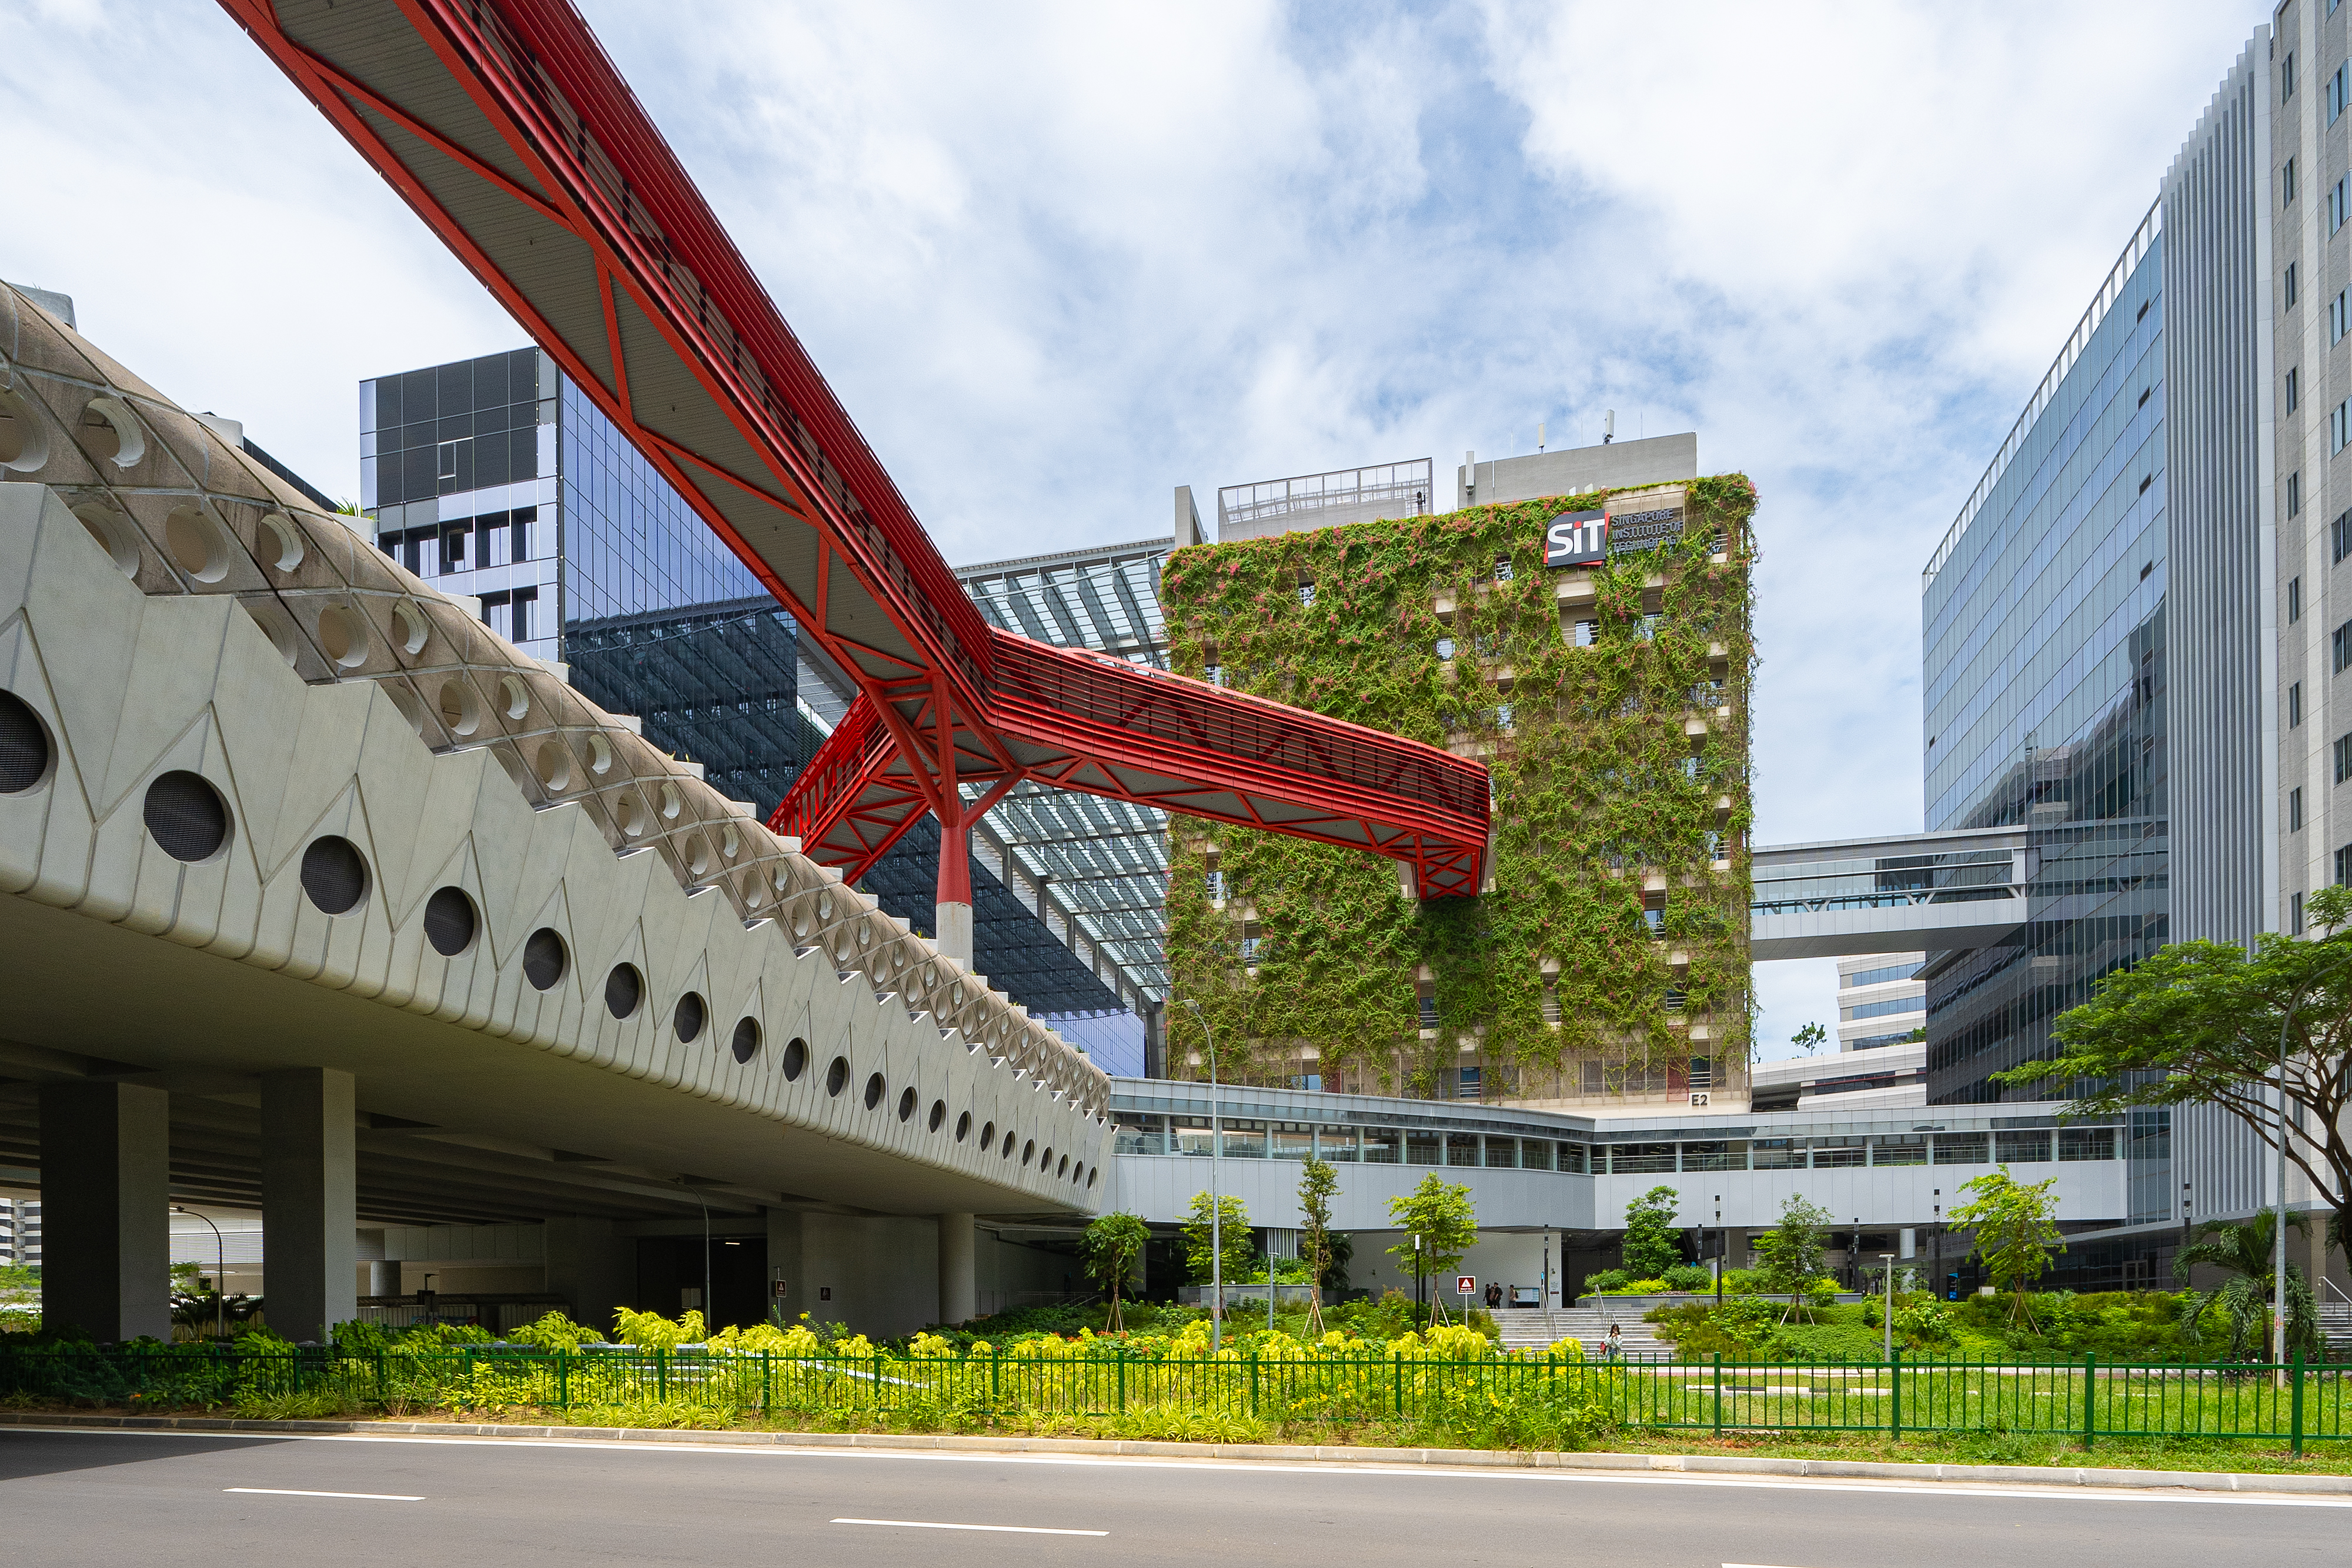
[1159,477,1757,1092]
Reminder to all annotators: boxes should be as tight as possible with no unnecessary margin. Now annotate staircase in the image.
[2322,1295,2352,1359]
[1493,1305,1672,1359]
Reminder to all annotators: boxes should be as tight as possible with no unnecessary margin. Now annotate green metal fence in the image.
[2,1346,2344,1453]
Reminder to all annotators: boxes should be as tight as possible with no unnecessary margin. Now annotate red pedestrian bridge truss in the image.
[224,0,1489,906]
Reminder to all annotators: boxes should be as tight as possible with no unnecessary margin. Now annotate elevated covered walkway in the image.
[1749,826,2029,960]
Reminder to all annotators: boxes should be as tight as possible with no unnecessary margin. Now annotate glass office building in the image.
[358,350,1136,1048]
[1920,210,2169,1111]
[1918,34,2272,1237]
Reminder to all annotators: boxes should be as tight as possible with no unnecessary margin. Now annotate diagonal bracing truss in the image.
[223,0,1489,905]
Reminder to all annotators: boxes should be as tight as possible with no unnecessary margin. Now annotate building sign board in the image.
[1543,509,1607,567]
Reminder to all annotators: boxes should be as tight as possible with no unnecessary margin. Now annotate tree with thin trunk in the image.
[1081,1212,1150,1333]
[1946,1166,2063,1329]
[1999,882,2352,1283]
[1752,1195,1832,1323]
[1297,1156,1339,1336]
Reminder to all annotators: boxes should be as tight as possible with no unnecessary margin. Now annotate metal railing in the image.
[6,1345,2347,1452]
[1218,460,1434,531]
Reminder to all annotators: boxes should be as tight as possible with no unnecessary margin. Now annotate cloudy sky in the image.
[3,0,2268,1055]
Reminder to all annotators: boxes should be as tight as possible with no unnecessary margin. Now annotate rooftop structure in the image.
[1459,433,1698,511]
[1216,459,1433,542]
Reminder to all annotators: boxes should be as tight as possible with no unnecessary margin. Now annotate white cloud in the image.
[0,0,2271,1051]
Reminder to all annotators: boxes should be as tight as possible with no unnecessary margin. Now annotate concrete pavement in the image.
[1,1427,2346,1567]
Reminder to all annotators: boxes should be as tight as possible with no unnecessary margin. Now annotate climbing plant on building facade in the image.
[1160,476,1757,1101]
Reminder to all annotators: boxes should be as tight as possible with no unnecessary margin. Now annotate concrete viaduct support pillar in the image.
[938,1212,976,1326]
[38,1081,170,1342]
[261,1067,356,1343]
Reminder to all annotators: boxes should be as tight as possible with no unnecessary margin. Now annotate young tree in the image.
[2003,883,2352,1273]
[1947,1166,2064,1328]
[1790,1022,1828,1055]
[1181,1191,1254,1313]
[1080,1212,1151,1332]
[1752,1195,1832,1319]
[1297,1155,1339,1336]
[1386,1174,1477,1320]
[1621,1185,1683,1279]
[2174,1211,2325,1362]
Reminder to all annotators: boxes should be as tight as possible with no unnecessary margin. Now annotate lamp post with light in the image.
[173,1206,226,1342]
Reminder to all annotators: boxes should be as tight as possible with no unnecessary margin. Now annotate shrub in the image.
[1581,1270,1629,1296]
[1661,1264,1713,1293]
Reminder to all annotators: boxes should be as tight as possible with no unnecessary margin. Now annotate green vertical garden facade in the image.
[1160,475,1757,1104]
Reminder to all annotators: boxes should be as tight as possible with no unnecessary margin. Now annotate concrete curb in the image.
[3,1410,2348,1495]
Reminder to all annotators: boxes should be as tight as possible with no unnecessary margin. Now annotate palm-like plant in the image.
[2174,1211,2324,1362]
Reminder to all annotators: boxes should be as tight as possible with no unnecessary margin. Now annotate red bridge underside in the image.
[224,0,1489,905]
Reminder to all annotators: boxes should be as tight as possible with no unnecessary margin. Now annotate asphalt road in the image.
[1,1427,2345,1567]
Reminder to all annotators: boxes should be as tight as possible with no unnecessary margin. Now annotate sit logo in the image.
[1544,509,1607,567]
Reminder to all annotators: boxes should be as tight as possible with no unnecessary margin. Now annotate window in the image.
[1204,664,1223,687]
[2289,262,2301,307]
[2290,366,2302,412]
[2292,680,2305,727]
[2335,731,2352,784]
[2293,786,2306,831]
[1205,870,1225,900]
[1995,1129,2053,1164]
[2291,470,2304,516]
[2286,155,2299,207]
[1435,637,1455,660]
[2334,400,2350,454]
[2294,890,2307,935]
[2330,178,2348,235]
[1571,619,1598,647]
[2337,515,2352,563]
[2284,51,2297,102]
[2058,1128,2117,1162]
[1297,581,1315,606]
[2333,618,2352,673]
[2338,844,2352,887]
[2292,574,2304,621]
[1493,554,1513,582]
[1843,961,1923,988]
[2335,291,2347,342]
[2332,63,2348,125]
[1495,703,1515,730]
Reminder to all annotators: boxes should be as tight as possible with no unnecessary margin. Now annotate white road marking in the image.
[224,1487,423,1501]
[833,1517,1106,1536]
[14,1428,2343,1509]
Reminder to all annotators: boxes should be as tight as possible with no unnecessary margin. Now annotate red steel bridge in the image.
[223,0,1489,922]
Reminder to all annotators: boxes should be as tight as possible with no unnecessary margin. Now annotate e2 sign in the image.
[1544,509,1607,567]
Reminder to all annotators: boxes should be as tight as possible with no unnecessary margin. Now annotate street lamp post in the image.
[173,1206,225,1342]
[1179,997,1223,1350]
[1713,1196,1724,1308]
[1877,1252,1897,1362]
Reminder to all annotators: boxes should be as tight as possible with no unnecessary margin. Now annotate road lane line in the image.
[224,1487,423,1501]
[833,1517,1106,1536]
[16,1430,2336,1509]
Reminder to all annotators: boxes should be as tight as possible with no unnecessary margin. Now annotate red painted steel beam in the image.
[223,0,1489,898]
